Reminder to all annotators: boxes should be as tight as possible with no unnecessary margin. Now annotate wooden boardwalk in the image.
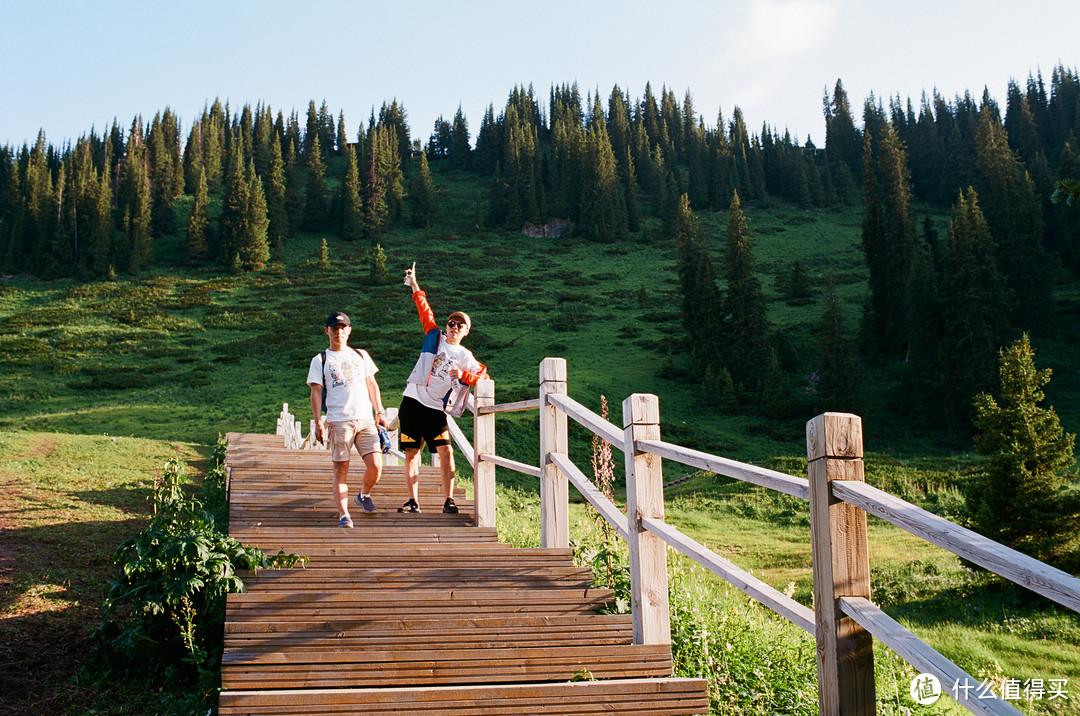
[218,432,709,715]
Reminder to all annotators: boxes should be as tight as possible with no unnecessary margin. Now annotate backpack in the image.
[319,347,366,414]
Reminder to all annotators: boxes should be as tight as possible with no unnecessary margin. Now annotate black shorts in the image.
[398,395,451,452]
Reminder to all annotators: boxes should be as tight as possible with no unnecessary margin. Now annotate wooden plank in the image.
[641,517,814,635]
[839,597,1022,716]
[219,678,711,715]
[636,438,810,500]
[473,378,496,528]
[539,357,569,549]
[623,393,670,647]
[549,451,629,540]
[547,392,624,447]
[476,397,541,414]
[807,412,874,716]
[833,479,1080,613]
[478,453,542,478]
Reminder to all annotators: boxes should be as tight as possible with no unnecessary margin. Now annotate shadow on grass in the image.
[0,517,152,715]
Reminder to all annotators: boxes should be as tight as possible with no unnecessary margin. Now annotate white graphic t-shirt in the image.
[404,341,482,411]
[306,347,378,423]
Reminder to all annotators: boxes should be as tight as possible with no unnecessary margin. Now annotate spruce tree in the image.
[340,143,364,240]
[283,139,304,236]
[861,122,917,356]
[369,243,390,284]
[937,188,1013,431]
[408,150,437,228]
[239,160,270,269]
[579,110,626,243]
[968,335,1080,571]
[186,168,210,264]
[265,136,289,247]
[363,136,388,238]
[975,109,1052,331]
[303,134,328,230]
[816,273,860,413]
[722,191,771,388]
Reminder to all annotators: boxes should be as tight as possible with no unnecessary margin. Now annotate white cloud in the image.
[726,0,840,65]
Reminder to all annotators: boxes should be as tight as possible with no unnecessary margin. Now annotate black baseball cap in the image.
[326,311,351,327]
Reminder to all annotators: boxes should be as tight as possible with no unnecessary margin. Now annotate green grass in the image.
[2,160,1080,714]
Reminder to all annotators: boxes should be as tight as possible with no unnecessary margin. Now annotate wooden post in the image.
[539,357,569,549]
[623,393,670,646]
[473,378,496,528]
[807,413,875,716]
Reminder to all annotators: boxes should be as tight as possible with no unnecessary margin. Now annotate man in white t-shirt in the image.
[396,266,488,514]
[306,311,388,527]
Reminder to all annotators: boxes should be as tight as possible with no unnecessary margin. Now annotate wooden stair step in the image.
[218,678,711,715]
[224,613,632,636]
[237,565,593,590]
[221,644,673,688]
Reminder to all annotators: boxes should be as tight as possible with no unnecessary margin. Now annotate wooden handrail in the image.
[479,453,542,478]
[642,517,815,635]
[839,597,1023,716]
[445,415,475,470]
[833,479,1080,613]
[549,451,629,540]
[636,438,810,500]
[547,392,624,446]
[477,398,542,415]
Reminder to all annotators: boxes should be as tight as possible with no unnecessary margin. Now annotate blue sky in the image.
[3,0,1078,150]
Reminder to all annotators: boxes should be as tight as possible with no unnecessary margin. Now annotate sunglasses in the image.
[447,320,467,329]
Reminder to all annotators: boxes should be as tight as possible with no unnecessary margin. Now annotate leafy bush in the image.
[92,440,302,708]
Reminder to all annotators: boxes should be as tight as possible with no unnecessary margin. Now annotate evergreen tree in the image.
[816,273,860,413]
[673,193,722,373]
[369,243,390,284]
[121,136,152,273]
[722,191,771,388]
[823,80,861,200]
[408,150,438,228]
[579,107,627,243]
[449,105,471,169]
[937,188,1013,431]
[265,136,289,247]
[975,108,1052,331]
[283,139,304,236]
[218,142,248,265]
[968,335,1080,572]
[861,122,917,355]
[185,168,209,264]
[339,143,364,241]
[147,118,177,237]
[239,159,270,269]
[303,134,328,230]
[363,135,388,238]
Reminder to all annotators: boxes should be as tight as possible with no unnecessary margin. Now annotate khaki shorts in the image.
[327,419,380,461]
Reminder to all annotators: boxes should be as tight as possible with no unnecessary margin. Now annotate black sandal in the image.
[397,499,421,513]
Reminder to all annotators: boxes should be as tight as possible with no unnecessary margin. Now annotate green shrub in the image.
[92,443,302,708]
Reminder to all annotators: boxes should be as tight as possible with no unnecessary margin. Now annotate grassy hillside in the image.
[1,160,1079,714]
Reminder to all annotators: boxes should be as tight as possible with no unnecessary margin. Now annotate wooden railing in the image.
[448,357,1080,716]
[275,356,1079,715]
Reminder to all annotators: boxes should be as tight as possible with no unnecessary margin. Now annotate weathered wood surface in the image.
[219,678,710,715]
[219,431,709,715]
[840,597,1023,716]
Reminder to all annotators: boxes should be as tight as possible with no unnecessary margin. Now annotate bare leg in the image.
[404,446,422,502]
[332,460,351,518]
[436,444,455,500]
[361,451,382,495]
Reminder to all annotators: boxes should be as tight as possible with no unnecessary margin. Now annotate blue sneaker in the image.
[338,515,353,528]
[354,494,377,513]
